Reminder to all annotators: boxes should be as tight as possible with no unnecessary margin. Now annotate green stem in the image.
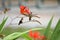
[3,28,44,40]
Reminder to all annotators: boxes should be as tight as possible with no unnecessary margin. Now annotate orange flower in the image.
[20,5,31,15]
[29,30,46,40]
[41,35,46,40]
[29,30,40,38]
[38,35,46,40]
[20,5,26,10]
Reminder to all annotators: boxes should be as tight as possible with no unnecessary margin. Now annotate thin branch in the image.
[32,15,40,18]
[10,19,41,25]
[31,20,41,24]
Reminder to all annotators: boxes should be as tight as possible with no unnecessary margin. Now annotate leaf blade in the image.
[3,28,43,40]
[0,17,8,33]
[50,19,60,40]
[44,16,53,39]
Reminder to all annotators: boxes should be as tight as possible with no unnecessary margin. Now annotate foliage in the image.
[50,19,60,40]
[44,16,53,39]
[2,16,60,40]
[0,17,8,33]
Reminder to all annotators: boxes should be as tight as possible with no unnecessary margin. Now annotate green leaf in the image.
[50,19,60,40]
[3,32,21,40]
[22,34,32,40]
[3,28,43,40]
[0,17,8,33]
[44,16,53,38]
